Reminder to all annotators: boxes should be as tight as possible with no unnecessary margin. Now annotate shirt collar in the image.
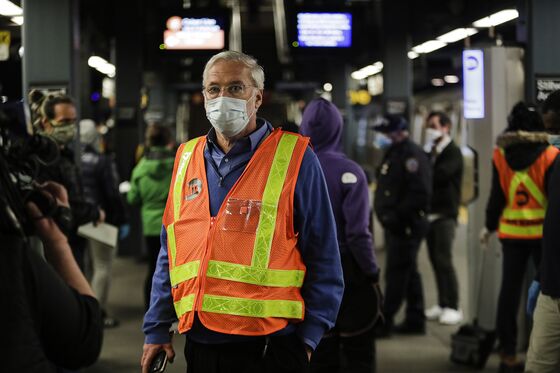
[206,118,272,155]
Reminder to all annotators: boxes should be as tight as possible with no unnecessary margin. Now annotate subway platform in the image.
[85,222,504,373]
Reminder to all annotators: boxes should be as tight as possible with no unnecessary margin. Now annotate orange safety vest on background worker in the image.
[493,146,559,239]
[162,129,309,336]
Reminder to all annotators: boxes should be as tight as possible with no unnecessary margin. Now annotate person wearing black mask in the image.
[33,93,105,270]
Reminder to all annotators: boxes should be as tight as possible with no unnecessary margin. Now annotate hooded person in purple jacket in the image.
[300,98,381,373]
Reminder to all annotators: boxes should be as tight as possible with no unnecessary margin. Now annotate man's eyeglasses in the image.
[203,83,254,99]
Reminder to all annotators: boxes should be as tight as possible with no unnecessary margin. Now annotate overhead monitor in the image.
[463,49,485,119]
[163,15,225,50]
[296,12,352,48]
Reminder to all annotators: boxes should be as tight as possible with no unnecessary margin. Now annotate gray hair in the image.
[202,50,265,90]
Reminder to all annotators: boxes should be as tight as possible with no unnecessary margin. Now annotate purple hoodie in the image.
[300,98,379,280]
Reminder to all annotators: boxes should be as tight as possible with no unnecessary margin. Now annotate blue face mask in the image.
[374,133,392,149]
[549,135,560,148]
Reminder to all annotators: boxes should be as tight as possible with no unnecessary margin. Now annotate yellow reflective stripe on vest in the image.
[173,138,200,222]
[174,294,196,318]
[167,223,177,269]
[502,208,546,220]
[508,171,547,208]
[170,260,200,287]
[169,138,200,267]
[499,222,543,237]
[251,133,299,269]
[206,260,305,287]
[201,294,303,318]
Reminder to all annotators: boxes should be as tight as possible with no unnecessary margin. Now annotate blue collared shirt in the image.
[143,118,344,350]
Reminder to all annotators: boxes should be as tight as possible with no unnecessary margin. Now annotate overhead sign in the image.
[463,49,485,119]
[0,31,11,61]
[163,16,225,50]
[297,13,352,48]
[535,76,560,103]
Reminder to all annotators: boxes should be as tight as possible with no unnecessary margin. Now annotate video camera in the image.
[0,100,71,237]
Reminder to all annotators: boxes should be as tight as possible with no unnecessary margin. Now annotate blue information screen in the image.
[297,12,352,48]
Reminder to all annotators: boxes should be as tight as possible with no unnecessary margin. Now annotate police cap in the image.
[373,114,409,133]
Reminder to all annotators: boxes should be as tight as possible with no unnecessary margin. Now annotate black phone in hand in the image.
[149,350,168,373]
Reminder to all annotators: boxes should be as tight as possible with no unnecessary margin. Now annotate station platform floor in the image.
[84,229,504,373]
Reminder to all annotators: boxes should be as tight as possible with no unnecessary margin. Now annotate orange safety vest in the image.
[493,145,558,239]
[162,129,309,336]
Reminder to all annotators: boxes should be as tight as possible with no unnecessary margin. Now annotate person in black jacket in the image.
[3,182,103,372]
[80,119,128,327]
[480,102,558,373]
[422,112,464,326]
[33,94,105,270]
[373,115,432,337]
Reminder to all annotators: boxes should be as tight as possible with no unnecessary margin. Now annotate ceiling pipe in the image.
[272,0,291,64]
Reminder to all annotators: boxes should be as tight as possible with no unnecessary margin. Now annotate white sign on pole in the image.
[463,49,485,119]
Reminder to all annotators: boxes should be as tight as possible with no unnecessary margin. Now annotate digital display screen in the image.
[163,16,225,50]
[463,49,485,119]
[296,12,352,48]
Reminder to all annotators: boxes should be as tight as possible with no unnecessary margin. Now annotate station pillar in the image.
[524,0,560,104]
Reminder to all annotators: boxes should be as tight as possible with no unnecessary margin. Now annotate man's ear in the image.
[254,89,264,111]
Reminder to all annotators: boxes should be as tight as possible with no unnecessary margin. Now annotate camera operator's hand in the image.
[96,208,106,226]
[39,181,69,208]
[26,196,67,248]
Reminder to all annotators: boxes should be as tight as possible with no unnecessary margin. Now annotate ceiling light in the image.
[431,78,445,87]
[412,40,447,54]
[361,63,383,76]
[88,55,116,77]
[351,71,368,80]
[323,83,333,92]
[0,0,22,16]
[407,51,419,60]
[473,9,519,28]
[88,56,106,68]
[444,75,460,84]
[10,16,23,25]
[437,28,478,43]
[351,61,384,80]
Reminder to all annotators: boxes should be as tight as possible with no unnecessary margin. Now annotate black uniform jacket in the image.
[374,137,432,238]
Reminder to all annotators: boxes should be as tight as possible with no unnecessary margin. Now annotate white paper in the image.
[77,222,118,248]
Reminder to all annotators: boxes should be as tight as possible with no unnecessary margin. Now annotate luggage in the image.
[450,320,495,369]
[450,248,496,369]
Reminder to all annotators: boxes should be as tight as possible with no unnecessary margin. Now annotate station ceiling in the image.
[0,0,519,96]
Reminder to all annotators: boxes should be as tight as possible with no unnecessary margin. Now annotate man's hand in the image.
[38,181,69,207]
[372,282,385,323]
[305,345,312,362]
[26,201,68,247]
[96,208,106,226]
[479,227,493,249]
[141,343,175,373]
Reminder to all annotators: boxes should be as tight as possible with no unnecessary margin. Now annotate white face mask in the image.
[374,133,392,150]
[423,128,443,152]
[205,95,256,138]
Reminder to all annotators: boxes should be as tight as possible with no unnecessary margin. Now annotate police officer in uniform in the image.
[373,115,432,336]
